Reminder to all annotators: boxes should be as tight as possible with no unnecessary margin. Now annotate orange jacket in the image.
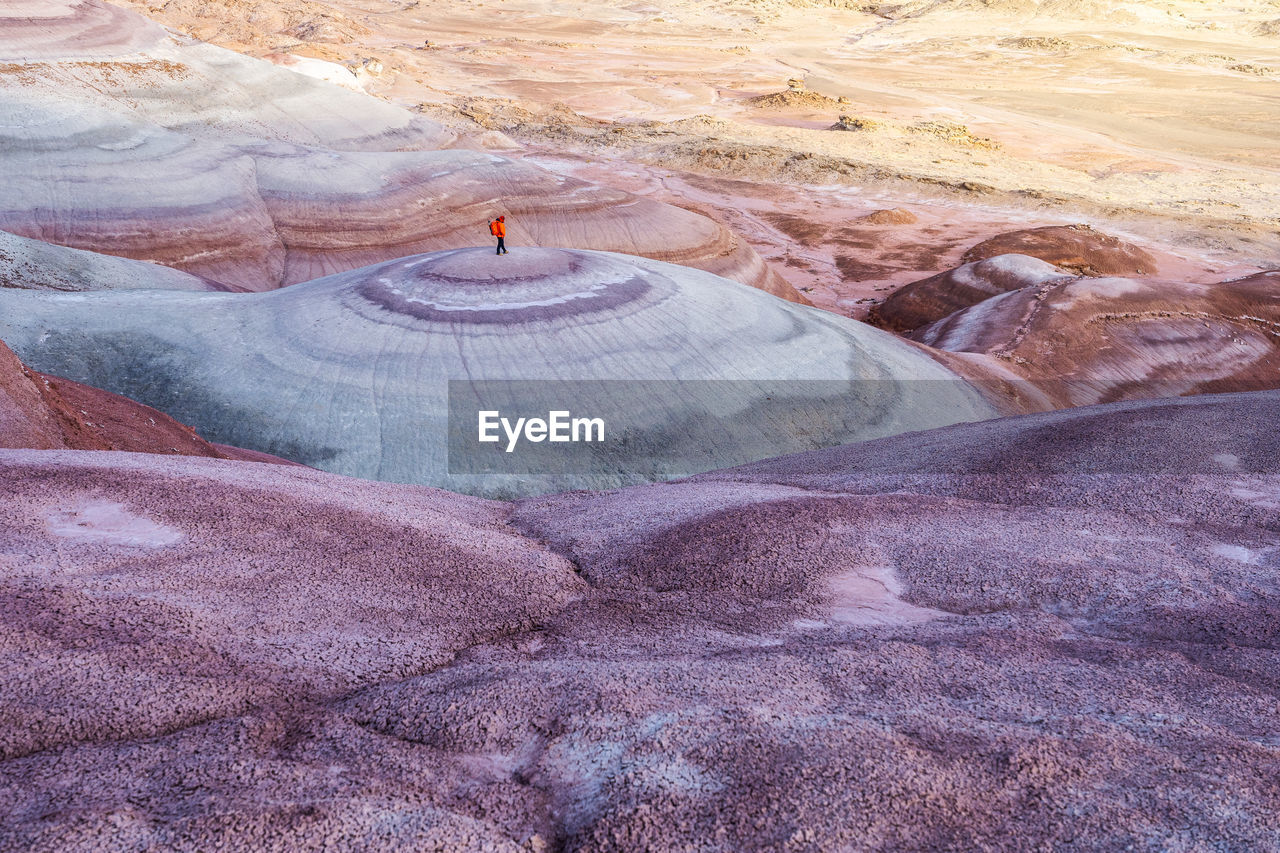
[489,220,506,237]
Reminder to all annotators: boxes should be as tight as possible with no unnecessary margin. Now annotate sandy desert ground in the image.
[2,0,1279,849]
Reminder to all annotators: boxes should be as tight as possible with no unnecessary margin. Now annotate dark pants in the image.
[495,236,506,255]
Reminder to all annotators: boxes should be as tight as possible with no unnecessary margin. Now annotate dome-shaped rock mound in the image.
[871,253,1074,333]
[962,224,1159,277]
[912,272,1280,408]
[856,207,918,226]
[0,248,994,496]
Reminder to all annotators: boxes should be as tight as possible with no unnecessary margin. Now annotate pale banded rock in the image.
[0,0,800,299]
[0,247,993,495]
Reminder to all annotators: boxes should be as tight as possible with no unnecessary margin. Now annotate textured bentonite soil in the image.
[2,391,1278,851]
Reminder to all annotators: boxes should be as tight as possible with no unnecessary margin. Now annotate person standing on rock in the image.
[489,216,508,255]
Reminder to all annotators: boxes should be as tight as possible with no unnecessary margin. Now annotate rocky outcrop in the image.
[828,114,880,131]
[871,253,1074,332]
[961,224,1159,277]
[855,207,916,224]
[747,88,845,111]
[0,247,993,495]
[2,389,1278,849]
[0,0,800,300]
[913,269,1280,407]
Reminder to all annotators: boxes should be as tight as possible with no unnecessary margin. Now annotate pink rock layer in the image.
[0,339,286,463]
[1,390,1278,849]
[914,268,1280,408]
[0,0,167,60]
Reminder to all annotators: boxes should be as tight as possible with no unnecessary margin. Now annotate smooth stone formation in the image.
[0,0,164,60]
[0,229,226,292]
[1,389,1277,850]
[913,268,1280,408]
[0,247,994,496]
[871,253,1074,332]
[0,0,800,300]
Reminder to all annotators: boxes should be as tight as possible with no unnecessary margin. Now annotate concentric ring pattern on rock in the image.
[0,247,995,496]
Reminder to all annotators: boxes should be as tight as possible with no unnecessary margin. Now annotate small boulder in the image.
[830,115,878,131]
[857,208,918,225]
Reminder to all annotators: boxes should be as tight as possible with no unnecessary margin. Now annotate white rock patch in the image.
[1211,543,1260,565]
[825,565,945,626]
[45,500,184,548]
